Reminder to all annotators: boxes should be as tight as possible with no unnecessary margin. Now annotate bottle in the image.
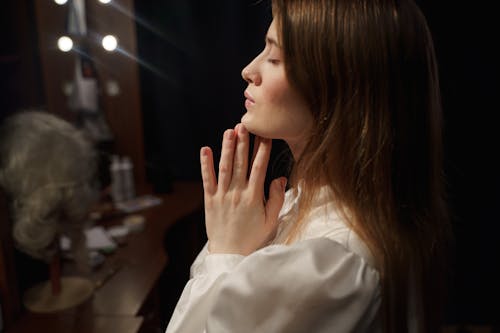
[121,156,135,201]
[110,155,124,204]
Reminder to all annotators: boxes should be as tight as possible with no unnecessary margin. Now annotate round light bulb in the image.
[57,36,73,52]
[98,0,112,4]
[102,35,118,51]
[54,0,68,5]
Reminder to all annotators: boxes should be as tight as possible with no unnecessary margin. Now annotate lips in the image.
[244,90,255,108]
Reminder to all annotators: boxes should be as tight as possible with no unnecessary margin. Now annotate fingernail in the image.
[225,129,234,140]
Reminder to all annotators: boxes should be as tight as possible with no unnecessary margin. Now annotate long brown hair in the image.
[272,0,451,331]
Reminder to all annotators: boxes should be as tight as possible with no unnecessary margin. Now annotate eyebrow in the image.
[265,36,281,48]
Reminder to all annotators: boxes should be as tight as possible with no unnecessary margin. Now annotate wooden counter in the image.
[6,181,204,333]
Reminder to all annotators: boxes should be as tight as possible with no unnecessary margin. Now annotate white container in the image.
[121,156,135,201]
[110,155,124,204]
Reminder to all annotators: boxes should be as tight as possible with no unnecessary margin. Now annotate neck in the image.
[286,137,308,161]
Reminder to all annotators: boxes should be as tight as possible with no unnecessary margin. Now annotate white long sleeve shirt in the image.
[166,187,382,332]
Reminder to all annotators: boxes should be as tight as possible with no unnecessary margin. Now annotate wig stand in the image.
[22,246,94,313]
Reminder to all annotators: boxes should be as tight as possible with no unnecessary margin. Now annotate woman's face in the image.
[241,19,312,157]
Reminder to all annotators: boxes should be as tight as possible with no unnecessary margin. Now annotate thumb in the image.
[265,177,287,229]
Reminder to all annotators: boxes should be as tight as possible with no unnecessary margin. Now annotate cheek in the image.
[266,80,309,123]
[268,94,312,138]
[265,78,289,107]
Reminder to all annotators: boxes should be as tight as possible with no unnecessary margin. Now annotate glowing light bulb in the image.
[54,0,68,5]
[102,35,118,51]
[57,36,73,52]
[98,0,112,4]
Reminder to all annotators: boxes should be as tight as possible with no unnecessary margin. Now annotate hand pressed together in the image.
[200,124,287,255]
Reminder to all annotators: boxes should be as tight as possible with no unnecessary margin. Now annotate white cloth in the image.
[166,187,382,333]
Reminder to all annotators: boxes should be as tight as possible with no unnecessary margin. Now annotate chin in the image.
[241,114,277,139]
[240,114,253,132]
[244,125,274,140]
[240,115,256,134]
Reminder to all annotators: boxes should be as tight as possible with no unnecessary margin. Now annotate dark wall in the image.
[418,1,499,326]
[0,1,44,123]
[135,1,275,189]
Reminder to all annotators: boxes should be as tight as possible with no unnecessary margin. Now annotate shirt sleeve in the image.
[165,237,381,333]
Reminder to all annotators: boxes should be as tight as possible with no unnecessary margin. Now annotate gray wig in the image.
[0,111,98,262]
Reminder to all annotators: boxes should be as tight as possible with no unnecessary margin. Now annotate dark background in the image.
[1,0,499,327]
[134,1,276,188]
[417,1,499,326]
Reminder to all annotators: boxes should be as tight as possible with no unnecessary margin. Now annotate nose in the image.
[241,61,261,85]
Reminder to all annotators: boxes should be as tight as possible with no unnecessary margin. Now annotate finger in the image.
[231,124,250,188]
[249,135,261,176]
[218,129,236,191]
[265,177,287,230]
[200,146,216,196]
[248,137,272,192]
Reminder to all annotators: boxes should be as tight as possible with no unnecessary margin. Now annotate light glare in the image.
[102,35,118,51]
[98,0,112,4]
[54,0,68,4]
[57,36,73,52]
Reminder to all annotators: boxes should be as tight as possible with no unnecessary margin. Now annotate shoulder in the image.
[286,186,377,269]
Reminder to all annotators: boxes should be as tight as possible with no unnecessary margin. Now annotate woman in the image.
[166,0,450,332]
